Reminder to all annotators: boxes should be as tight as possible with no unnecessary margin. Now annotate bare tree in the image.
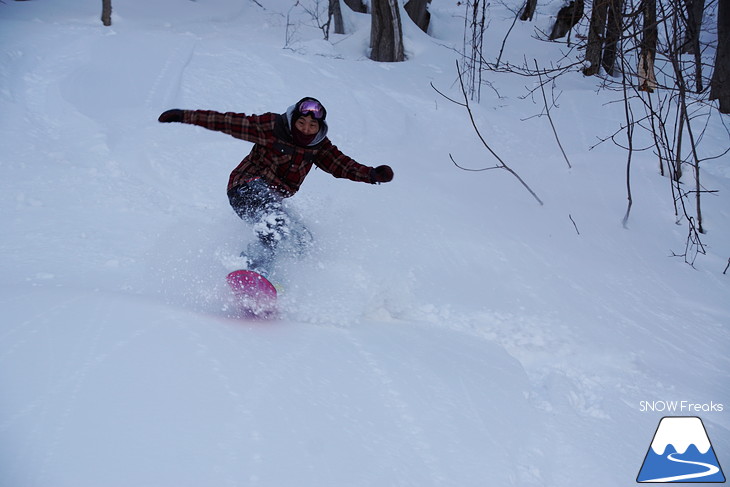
[637,0,658,92]
[462,0,488,101]
[601,0,623,75]
[286,0,341,43]
[681,0,706,93]
[583,0,624,75]
[710,0,730,113]
[607,0,729,261]
[370,0,405,62]
[298,0,334,40]
[478,0,728,266]
[101,0,112,27]
[682,0,706,54]
[583,0,609,75]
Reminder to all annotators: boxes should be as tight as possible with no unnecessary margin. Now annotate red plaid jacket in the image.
[182,110,374,197]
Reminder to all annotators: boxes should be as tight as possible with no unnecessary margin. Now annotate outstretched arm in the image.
[316,140,394,184]
[158,109,275,145]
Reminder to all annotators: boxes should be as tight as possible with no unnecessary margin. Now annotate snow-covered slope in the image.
[1,1,728,486]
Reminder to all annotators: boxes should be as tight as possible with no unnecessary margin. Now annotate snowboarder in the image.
[158,97,394,277]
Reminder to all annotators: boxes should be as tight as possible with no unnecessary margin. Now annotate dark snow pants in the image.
[227,178,311,275]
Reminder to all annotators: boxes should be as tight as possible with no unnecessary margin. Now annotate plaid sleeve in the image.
[182,110,275,145]
[315,139,373,183]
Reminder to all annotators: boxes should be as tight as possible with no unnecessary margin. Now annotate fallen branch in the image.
[569,214,580,235]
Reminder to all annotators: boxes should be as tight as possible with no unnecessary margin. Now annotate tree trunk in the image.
[682,0,706,92]
[370,0,405,62]
[681,0,705,54]
[583,0,609,75]
[638,0,657,92]
[520,0,538,21]
[330,0,345,35]
[548,0,584,40]
[710,0,730,113]
[101,0,112,27]
[601,0,623,75]
[404,0,431,33]
[343,0,367,13]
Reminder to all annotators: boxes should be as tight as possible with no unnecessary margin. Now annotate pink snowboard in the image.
[226,270,277,319]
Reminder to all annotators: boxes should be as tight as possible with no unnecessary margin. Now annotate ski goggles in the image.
[297,99,326,120]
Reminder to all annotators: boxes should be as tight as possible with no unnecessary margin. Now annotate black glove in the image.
[158,109,184,123]
[369,165,394,184]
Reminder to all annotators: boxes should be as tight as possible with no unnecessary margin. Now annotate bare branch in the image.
[433,61,544,206]
[430,82,466,107]
[535,60,572,169]
[496,6,522,68]
[449,154,501,172]
[619,52,635,229]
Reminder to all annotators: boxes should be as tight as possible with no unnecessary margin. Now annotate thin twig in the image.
[433,60,544,206]
[620,51,635,229]
[450,154,501,171]
[535,60,572,169]
[569,214,580,235]
[496,7,522,68]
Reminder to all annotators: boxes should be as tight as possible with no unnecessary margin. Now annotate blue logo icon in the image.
[637,416,726,483]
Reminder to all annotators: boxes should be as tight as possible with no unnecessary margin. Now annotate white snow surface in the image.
[1,1,728,486]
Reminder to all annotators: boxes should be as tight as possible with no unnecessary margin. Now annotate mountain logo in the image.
[637,416,726,483]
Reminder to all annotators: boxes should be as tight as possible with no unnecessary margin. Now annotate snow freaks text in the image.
[639,401,724,413]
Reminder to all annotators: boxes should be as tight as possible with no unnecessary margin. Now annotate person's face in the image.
[294,115,320,136]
